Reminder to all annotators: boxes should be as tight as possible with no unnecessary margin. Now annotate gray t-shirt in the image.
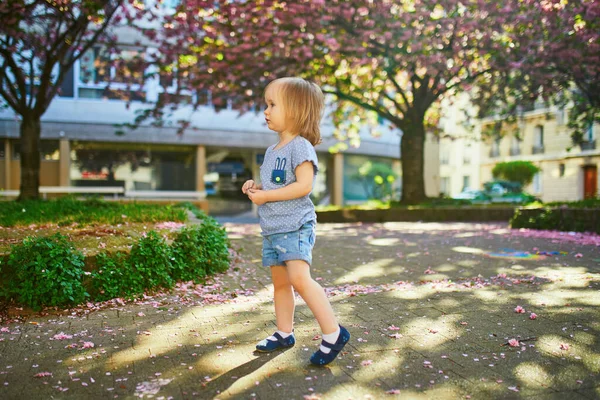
[258,135,318,236]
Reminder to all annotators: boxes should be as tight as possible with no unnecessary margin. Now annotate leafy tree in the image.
[351,161,397,201]
[0,0,216,200]
[476,0,599,145]
[162,0,538,204]
[492,161,540,187]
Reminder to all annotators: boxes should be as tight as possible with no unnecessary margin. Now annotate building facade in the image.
[479,107,599,201]
[437,95,481,197]
[0,12,441,210]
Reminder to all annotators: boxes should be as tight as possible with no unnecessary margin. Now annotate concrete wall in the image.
[6,160,60,190]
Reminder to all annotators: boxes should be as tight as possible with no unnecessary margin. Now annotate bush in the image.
[127,231,174,294]
[492,161,540,186]
[4,233,88,310]
[171,220,230,282]
[89,252,130,301]
[510,206,600,233]
[0,203,232,309]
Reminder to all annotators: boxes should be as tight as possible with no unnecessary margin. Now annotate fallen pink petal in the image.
[508,339,520,347]
[529,313,537,320]
[51,332,73,340]
[514,305,525,313]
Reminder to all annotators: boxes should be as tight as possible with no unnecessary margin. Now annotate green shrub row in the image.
[510,207,600,234]
[0,217,230,310]
[0,196,189,227]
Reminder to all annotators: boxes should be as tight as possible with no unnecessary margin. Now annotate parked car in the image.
[452,188,491,203]
[483,180,539,204]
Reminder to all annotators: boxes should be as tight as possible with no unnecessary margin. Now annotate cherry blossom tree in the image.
[162,0,526,204]
[476,0,599,145]
[0,0,217,200]
[523,0,599,145]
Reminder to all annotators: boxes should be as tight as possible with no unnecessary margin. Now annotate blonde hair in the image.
[265,77,324,146]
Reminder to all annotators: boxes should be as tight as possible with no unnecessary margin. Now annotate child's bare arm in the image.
[247,162,313,205]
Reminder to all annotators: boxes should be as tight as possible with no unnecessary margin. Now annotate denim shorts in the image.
[262,220,316,267]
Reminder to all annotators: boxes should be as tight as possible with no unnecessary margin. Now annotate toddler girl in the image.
[241,77,350,366]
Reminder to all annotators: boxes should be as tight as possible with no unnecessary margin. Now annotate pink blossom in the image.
[388,325,401,331]
[34,372,52,378]
[508,339,520,347]
[514,305,525,313]
[155,221,185,231]
[82,341,95,349]
[574,253,583,258]
[386,389,401,394]
[560,343,570,350]
[424,267,436,274]
[361,360,373,366]
[52,332,73,340]
[529,313,537,320]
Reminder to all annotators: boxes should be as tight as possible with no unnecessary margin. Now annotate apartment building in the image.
[479,107,599,202]
[438,96,481,197]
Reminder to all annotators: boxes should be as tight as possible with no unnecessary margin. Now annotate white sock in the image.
[267,330,293,341]
[320,328,340,354]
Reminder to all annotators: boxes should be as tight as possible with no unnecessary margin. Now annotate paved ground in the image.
[0,221,599,399]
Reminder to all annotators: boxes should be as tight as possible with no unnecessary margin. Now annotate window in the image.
[490,137,500,157]
[78,47,146,101]
[463,144,472,164]
[586,124,595,142]
[462,175,470,191]
[532,172,542,193]
[510,136,521,156]
[79,48,111,84]
[11,140,60,160]
[440,150,450,165]
[534,126,544,146]
[533,125,544,154]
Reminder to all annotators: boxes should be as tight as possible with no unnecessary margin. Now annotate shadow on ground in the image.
[0,222,598,399]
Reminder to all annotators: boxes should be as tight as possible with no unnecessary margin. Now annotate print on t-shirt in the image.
[271,157,287,185]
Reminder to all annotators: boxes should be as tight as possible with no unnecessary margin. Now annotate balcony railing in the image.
[580,140,596,151]
[532,145,545,154]
[489,148,500,157]
[510,147,521,156]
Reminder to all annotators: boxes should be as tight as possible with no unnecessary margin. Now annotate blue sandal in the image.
[310,325,351,365]
[255,332,295,352]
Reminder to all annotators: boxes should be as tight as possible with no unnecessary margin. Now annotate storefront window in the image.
[70,142,195,191]
[11,140,59,160]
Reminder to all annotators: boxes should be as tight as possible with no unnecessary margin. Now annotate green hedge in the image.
[510,207,600,234]
[317,206,517,223]
[0,216,230,310]
[0,196,188,227]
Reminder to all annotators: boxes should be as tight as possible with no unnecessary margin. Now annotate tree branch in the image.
[324,84,404,129]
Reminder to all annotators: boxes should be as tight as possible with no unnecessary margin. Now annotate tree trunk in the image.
[400,120,427,205]
[18,116,41,200]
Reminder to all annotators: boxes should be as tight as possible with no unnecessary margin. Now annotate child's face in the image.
[264,83,288,134]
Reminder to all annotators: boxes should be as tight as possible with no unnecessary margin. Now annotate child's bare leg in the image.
[285,260,338,334]
[271,265,295,333]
